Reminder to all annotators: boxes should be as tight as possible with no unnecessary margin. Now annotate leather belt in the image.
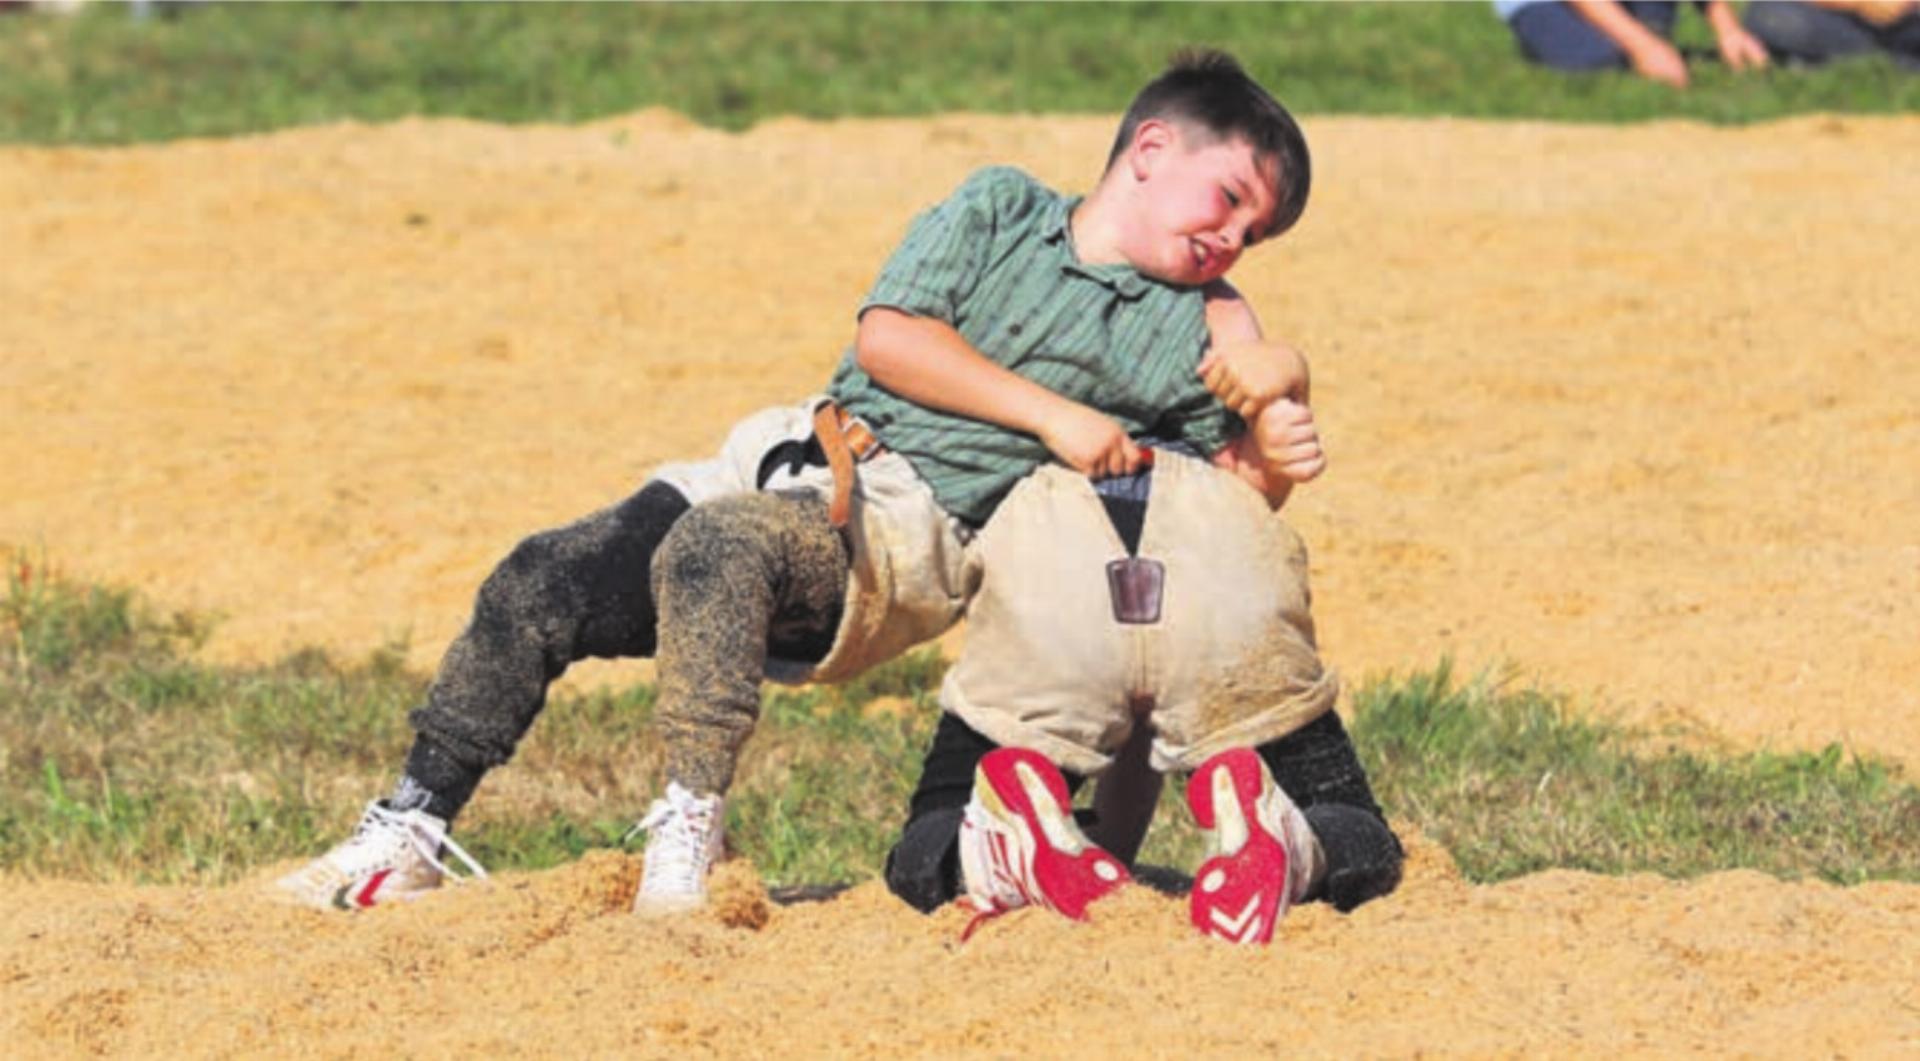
[836,405,885,462]
[811,401,887,529]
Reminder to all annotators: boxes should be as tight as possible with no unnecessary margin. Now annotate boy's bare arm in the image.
[1213,400,1326,510]
[1199,282,1325,509]
[1199,281,1310,419]
[1203,280,1265,344]
[855,307,1146,479]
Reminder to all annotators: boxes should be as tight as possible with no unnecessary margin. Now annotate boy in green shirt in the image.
[277,48,1326,916]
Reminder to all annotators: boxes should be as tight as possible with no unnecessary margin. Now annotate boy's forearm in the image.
[1199,281,1309,509]
[854,308,1072,436]
[1199,282,1311,414]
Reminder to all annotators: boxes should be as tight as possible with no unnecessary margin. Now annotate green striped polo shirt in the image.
[827,165,1237,526]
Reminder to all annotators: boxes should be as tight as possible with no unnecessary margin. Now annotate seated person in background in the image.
[1494,0,1769,88]
[1744,1,1920,69]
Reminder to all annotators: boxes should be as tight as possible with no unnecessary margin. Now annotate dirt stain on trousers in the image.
[650,490,849,795]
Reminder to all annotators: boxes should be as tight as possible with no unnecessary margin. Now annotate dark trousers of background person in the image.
[1746,1,1920,69]
[1507,1,1681,70]
[883,709,1405,916]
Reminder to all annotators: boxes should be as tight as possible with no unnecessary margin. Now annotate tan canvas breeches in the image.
[941,452,1338,776]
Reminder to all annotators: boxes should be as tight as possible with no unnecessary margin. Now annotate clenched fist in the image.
[1198,340,1310,420]
[1250,398,1326,484]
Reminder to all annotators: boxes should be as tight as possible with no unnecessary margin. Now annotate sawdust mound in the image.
[706,859,772,932]
[4,112,1919,1053]
[4,829,1918,1056]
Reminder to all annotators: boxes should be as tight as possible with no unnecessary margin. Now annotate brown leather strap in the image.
[836,406,883,461]
[812,402,856,529]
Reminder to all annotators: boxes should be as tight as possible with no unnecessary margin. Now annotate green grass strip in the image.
[3,1,1916,146]
[1351,664,1918,884]
[3,560,1915,888]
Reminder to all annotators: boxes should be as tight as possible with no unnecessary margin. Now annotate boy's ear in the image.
[1128,118,1176,181]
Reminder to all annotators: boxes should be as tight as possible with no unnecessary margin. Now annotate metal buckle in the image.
[1106,557,1165,625]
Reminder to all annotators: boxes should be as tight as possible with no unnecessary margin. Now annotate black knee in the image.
[477,525,580,638]
[1304,803,1404,912]
[884,806,966,914]
[487,480,689,621]
[596,480,692,657]
[885,714,1006,914]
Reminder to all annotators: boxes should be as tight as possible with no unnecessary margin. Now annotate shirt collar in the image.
[1043,193,1151,301]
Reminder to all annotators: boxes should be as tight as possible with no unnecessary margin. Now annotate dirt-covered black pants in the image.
[884,709,1403,915]
[404,478,849,816]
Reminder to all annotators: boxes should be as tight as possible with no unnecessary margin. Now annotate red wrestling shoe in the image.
[958,748,1131,933]
[1186,747,1315,946]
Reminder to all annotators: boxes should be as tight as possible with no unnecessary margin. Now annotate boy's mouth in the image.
[1189,238,1213,272]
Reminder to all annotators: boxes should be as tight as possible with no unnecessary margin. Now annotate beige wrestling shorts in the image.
[650,398,979,685]
[940,451,1339,776]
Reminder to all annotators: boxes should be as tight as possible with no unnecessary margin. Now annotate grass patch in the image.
[1351,663,1919,884]
[4,563,1916,890]
[0,557,947,886]
[2,1,1916,146]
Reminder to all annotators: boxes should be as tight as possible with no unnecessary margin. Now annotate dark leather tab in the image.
[1106,557,1165,625]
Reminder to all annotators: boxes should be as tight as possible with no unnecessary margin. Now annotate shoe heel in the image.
[1185,746,1267,833]
[975,747,1130,920]
[979,748,1073,820]
[1186,747,1287,946]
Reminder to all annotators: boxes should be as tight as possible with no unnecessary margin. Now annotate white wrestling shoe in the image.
[275,800,487,911]
[631,782,726,915]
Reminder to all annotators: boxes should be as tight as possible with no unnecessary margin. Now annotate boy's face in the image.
[1123,121,1280,287]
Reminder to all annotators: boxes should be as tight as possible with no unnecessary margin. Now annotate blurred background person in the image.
[1745,1,1920,69]
[1494,1,1770,87]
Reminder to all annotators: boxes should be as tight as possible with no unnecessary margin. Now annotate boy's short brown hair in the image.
[1108,48,1312,239]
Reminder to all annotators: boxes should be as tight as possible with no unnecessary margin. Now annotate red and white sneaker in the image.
[958,748,1131,931]
[275,800,487,911]
[1186,747,1316,946]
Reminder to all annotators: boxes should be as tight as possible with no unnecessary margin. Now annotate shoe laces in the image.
[632,783,721,894]
[359,801,488,884]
